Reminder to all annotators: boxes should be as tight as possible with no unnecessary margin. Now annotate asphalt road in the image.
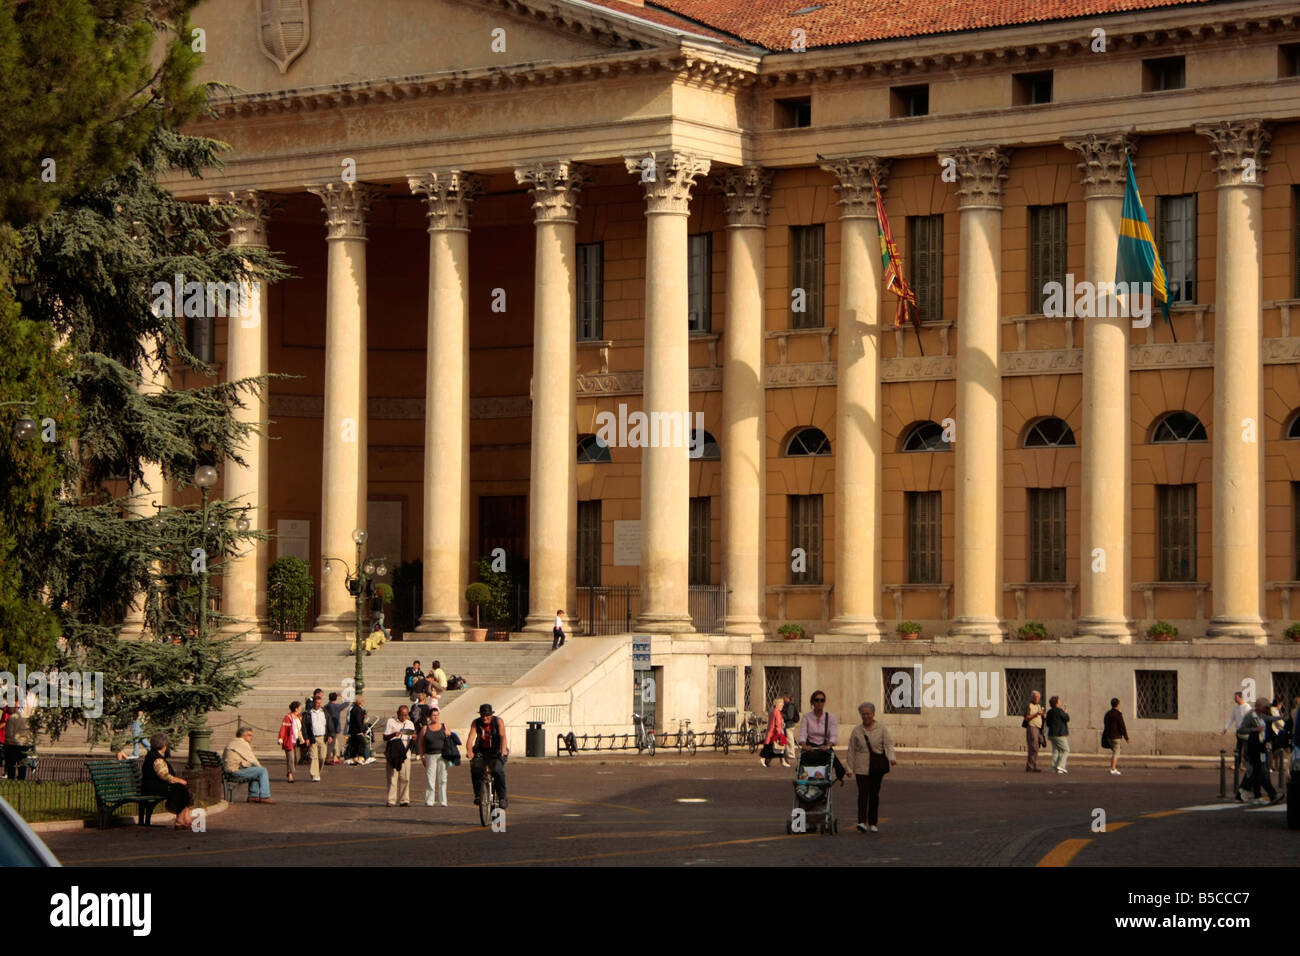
[40,756,1300,867]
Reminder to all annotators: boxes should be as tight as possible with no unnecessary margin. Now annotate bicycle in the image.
[708,710,732,755]
[738,711,763,753]
[633,712,656,756]
[476,755,505,827]
[670,717,697,756]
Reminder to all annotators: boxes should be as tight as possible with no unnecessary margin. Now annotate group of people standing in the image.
[1222,690,1293,804]
[1023,692,1130,775]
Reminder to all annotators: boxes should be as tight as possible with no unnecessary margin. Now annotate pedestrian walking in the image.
[303,692,327,781]
[1238,699,1283,804]
[222,727,276,804]
[417,703,453,807]
[552,610,566,650]
[370,584,391,643]
[404,660,424,702]
[1045,695,1070,774]
[846,702,896,832]
[1,706,28,781]
[324,691,345,765]
[278,700,305,783]
[798,690,845,782]
[1103,697,1129,775]
[781,693,799,767]
[1024,690,1045,772]
[1221,690,1252,800]
[345,695,374,765]
[383,704,415,807]
[761,697,788,768]
[130,708,146,758]
[1268,696,1288,783]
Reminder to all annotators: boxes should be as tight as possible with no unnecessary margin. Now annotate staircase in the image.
[209,640,554,740]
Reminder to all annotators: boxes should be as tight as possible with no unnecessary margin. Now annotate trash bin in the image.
[526,721,546,758]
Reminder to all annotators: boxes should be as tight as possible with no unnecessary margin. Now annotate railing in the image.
[575,584,727,635]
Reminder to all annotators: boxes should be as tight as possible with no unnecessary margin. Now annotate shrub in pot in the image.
[897,620,922,640]
[1147,620,1178,641]
[267,557,313,640]
[466,582,492,641]
[777,623,805,641]
[1018,620,1049,641]
[1286,623,1300,642]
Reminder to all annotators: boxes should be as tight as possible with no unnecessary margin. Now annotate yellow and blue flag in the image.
[1115,156,1172,331]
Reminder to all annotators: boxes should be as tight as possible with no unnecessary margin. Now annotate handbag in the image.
[865,731,891,776]
[1100,732,1111,750]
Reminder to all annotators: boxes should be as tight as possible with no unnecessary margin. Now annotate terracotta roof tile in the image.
[639,0,1222,51]
[579,0,756,47]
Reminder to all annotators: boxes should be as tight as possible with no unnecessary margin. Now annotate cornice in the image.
[576,368,722,396]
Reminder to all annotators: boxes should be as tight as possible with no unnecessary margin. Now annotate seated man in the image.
[222,727,276,804]
[466,703,508,809]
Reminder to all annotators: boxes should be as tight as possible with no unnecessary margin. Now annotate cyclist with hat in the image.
[466,703,509,809]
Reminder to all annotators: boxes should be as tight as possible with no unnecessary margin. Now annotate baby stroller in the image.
[787,748,838,834]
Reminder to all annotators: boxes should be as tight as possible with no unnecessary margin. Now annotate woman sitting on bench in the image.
[141,733,196,830]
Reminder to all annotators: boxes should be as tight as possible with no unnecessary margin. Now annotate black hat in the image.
[479,703,494,716]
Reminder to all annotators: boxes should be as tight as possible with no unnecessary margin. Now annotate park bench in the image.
[85,759,166,830]
[197,749,251,803]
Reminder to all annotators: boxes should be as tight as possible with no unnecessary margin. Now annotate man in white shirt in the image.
[552,609,566,650]
[1221,690,1253,801]
[304,695,328,781]
[383,705,416,807]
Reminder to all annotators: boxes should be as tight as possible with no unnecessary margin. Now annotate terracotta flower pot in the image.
[1151,633,1173,642]
[469,628,488,642]
[281,631,300,643]
[899,631,920,641]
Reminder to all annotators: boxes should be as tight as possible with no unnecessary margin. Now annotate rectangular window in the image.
[906,491,942,584]
[1136,669,1179,719]
[187,315,214,364]
[774,96,812,128]
[790,225,824,329]
[789,494,823,585]
[1143,56,1186,91]
[891,84,929,117]
[882,666,921,715]
[714,666,737,729]
[689,496,711,586]
[1273,672,1300,711]
[688,233,711,333]
[1029,205,1068,314]
[1006,669,1048,719]
[1158,483,1197,582]
[764,667,801,716]
[1156,194,1196,304]
[1013,71,1053,105]
[577,242,603,341]
[1028,488,1067,583]
[577,500,601,587]
[908,214,943,324]
[1283,44,1300,78]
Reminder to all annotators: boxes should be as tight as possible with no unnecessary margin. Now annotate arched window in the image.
[1150,411,1207,443]
[1022,417,1077,448]
[901,421,952,452]
[1287,413,1300,440]
[577,433,611,463]
[690,430,721,460]
[785,427,831,457]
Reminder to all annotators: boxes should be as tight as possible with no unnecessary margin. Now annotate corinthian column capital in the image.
[306,182,384,240]
[816,155,891,219]
[1063,133,1136,199]
[209,189,278,248]
[407,171,488,232]
[1195,120,1271,188]
[514,161,592,224]
[939,146,1012,209]
[710,166,773,228]
[624,150,711,214]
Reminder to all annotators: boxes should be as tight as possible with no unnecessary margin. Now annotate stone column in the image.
[625,150,711,633]
[122,348,169,637]
[942,147,1011,642]
[306,182,380,631]
[1064,134,1136,641]
[515,161,589,634]
[212,190,272,636]
[712,167,772,639]
[409,171,487,638]
[1198,120,1270,642]
[819,156,891,639]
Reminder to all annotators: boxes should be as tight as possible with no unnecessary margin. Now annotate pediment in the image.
[196,0,668,97]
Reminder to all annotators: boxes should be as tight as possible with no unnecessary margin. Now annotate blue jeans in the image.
[232,766,271,798]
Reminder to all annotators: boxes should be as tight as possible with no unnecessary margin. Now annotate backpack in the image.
[782,701,799,726]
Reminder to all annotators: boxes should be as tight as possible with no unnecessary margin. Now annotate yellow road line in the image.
[452,832,805,866]
[333,783,650,815]
[1140,809,1186,819]
[1101,821,1132,832]
[1036,838,1092,867]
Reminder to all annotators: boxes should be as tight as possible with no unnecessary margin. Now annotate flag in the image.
[1115,156,1173,334]
[872,175,922,351]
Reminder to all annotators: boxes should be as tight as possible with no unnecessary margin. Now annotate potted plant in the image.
[777,623,805,641]
[267,557,313,641]
[897,620,922,640]
[1147,620,1178,642]
[466,583,491,642]
[1017,620,1049,641]
[1286,623,1300,642]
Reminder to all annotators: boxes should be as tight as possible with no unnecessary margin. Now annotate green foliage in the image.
[267,557,313,634]
[896,620,922,635]
[466,582,492,629]
[472,554,524,630]
[1286,623,1300,641]
[777,623,805,639]
[374,582,394,606]
[1146,620,1178,639]
[1017,620,1049,640]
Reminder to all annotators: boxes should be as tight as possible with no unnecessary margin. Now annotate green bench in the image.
[197,749,251,803]
[85,759,166,829]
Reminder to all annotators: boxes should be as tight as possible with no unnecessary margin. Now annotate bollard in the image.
[1219,749,1226,799]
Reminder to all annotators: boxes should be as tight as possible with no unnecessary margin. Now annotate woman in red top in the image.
[762,698,789,769]
[278,701,304,783]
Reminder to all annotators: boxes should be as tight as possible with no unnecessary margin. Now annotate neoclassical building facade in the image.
[143,0,1300,747]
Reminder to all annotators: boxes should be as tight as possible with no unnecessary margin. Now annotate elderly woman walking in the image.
[761,696,790,768]
[141,733,196,830]
[846,702,896,833]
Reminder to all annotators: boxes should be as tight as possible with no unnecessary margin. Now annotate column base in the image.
[824,616,887,640]
[313,614,357,633]
[724,615,767,641]
[1066,617,1135,643]
[634,612,695,635]
[415,615,471,641]
[219,621,267,641]
[938,618,1006,643]
[523,615,560,635]
[1204,616,1267,642]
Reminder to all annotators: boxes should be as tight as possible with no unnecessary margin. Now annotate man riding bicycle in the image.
[467,703,508,809]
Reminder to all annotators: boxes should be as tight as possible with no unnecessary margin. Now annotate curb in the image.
[28,799,231,834]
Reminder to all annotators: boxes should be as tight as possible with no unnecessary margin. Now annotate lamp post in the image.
[323,528,387,696]
[187,463,218,768]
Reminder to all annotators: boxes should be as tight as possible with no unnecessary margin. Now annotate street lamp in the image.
[187,463,219,767]
[324,528,387,696]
